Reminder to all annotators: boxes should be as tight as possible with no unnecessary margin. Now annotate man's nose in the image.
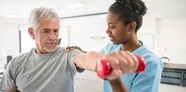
[48,32,57,40]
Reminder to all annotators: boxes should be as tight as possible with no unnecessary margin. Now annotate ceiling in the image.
[0,0,185,22]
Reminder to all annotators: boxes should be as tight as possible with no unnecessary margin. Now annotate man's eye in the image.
[44,30,49,33]
[54,30,59,33]
[44,30,48,33]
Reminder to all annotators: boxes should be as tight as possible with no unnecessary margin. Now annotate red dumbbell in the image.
[96,55,146,79]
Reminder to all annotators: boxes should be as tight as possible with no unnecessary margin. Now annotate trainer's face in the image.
[106,11,132,45]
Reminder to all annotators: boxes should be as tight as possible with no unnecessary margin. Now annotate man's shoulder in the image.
[10,51,30,64]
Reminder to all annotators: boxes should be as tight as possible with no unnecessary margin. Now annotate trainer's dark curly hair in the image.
[109,0,147,32]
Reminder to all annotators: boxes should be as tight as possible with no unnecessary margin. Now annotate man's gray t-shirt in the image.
[0,46,83,92]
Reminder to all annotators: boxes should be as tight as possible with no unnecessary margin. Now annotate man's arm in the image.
[73,51,103,71]
[73,51,129,92]
[73,51,139,80]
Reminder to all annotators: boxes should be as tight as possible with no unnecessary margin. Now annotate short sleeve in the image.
[68,49,85,73]
[0,62,17,90]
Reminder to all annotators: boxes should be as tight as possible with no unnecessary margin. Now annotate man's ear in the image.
[28,28,35,39]
[128,21,137,32]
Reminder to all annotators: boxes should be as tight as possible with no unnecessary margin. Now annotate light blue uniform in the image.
[100,41,164,92]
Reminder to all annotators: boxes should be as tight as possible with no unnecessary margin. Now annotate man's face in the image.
[32,18,60,54]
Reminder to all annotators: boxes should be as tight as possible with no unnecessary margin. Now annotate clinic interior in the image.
[0,0,186,92]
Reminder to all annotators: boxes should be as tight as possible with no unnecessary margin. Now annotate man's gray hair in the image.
[28,7,60,30]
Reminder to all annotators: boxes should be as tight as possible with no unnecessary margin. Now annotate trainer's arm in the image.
[109,78,128,92]
[4,89,19,92]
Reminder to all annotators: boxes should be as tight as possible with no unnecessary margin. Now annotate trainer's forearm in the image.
[109,78,128,92]
[4,89,19,92]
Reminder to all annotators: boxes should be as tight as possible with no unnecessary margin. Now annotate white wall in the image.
[0,22,19,55]
[156,18,186,64]
[60,15,109,52]
[0,17,26,55]
[0,21,20,69]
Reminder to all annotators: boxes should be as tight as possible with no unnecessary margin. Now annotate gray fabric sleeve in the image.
[0,60,17,90]
[68,49,85,73]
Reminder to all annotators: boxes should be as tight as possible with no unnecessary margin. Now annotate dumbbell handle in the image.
[96,55,146,79]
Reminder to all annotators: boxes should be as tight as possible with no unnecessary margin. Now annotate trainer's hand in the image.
[65,46,87,53]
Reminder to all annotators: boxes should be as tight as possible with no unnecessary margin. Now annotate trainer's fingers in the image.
[66,46,80,52]
[65,46,73,51]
